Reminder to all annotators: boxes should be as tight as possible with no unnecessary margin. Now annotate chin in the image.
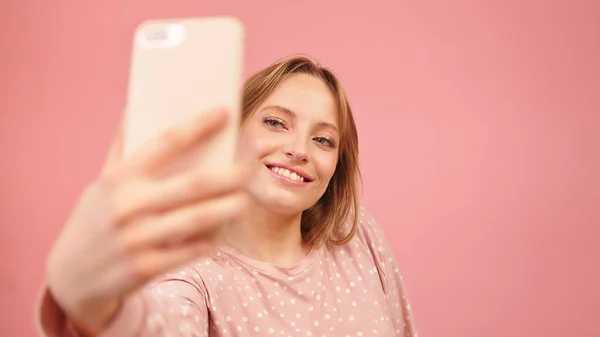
[253,189,308,215]
[244,183,317,216]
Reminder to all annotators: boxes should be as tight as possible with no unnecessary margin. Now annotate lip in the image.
[265,163,313,184]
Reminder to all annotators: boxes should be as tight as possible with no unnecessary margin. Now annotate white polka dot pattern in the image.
[102,207,418,337]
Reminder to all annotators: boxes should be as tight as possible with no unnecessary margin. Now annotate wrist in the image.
[69,298,123,336]
[46,268,124,336]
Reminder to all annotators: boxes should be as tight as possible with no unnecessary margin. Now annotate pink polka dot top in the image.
[36,207,418,337]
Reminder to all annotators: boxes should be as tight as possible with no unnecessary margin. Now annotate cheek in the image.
[314,153,338,182]
[237,128,273,163]
[236,130,257,163]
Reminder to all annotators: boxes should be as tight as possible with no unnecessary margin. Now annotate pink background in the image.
[1,0,598,336]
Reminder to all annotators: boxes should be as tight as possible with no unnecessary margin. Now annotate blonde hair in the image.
[241,55,361,248]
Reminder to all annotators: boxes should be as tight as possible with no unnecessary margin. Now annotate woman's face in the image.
[237,73,340,215]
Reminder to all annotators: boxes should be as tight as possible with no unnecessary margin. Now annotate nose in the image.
[285,149,308,162]
[283,136,308,163]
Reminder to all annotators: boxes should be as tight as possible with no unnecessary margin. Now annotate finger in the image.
[142,164,251,212]
[127,108,229,173]
[120,192,249,251]
[131,240,214,280]
[101,122,124,175]
[111,164,251,222]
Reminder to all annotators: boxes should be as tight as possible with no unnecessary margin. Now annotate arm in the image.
[35,263,210,337]
[357,207,419,337]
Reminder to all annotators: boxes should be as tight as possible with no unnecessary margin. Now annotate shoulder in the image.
[337,205,402,273]
[334,204,389,248]
[329,204,393,261]
[355,206,387,242]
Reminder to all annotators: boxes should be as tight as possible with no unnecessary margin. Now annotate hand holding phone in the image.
[43,17,248,335]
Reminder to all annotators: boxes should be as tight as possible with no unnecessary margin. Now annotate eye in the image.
[314,136,337,148]
[263,117,287,129]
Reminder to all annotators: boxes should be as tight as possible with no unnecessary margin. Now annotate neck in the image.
[221,204,311,268]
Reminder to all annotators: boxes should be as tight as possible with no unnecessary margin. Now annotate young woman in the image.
[36,56,418,337]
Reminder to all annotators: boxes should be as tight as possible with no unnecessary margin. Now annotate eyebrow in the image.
[262,105,339,134]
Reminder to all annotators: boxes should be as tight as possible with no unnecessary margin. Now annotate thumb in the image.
[101,121,124,175]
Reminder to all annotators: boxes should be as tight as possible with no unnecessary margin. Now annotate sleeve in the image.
[356,206,419,337]
[35,263,211,337]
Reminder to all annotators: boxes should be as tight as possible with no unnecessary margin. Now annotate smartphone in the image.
[122,17,245,172]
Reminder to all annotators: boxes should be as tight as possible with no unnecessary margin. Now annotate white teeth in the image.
[270,166,305,182]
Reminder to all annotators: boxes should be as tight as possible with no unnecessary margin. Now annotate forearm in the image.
[36,267,210,337]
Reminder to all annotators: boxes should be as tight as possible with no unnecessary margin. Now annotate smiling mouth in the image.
[266,165,312,183]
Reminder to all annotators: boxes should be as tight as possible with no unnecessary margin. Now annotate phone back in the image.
[123,17,244,170]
